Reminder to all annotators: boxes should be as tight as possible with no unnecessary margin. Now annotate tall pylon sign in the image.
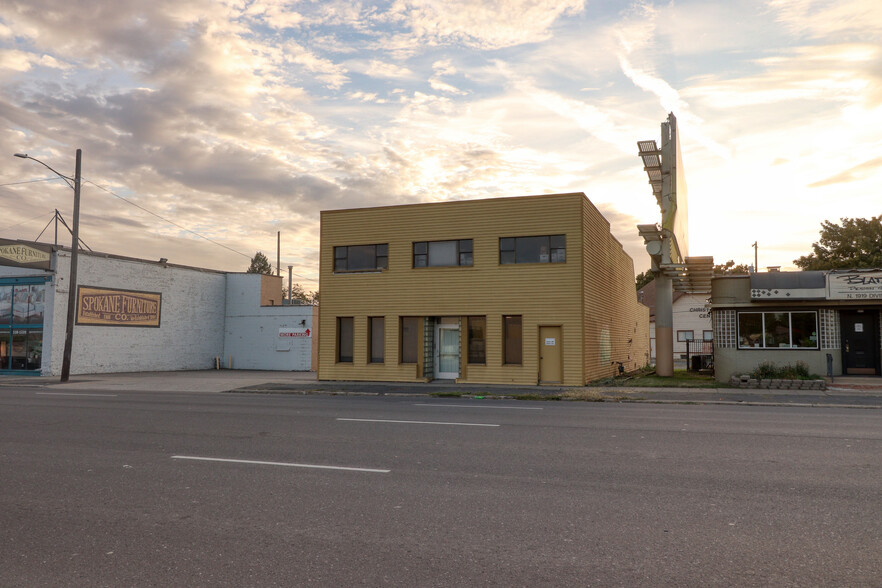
[636,113,712,376]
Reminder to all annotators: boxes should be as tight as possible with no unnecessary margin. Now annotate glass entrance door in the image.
[435,324,460,379]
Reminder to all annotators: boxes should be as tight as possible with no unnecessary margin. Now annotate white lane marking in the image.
[36,392,118,397]
[414,403,542,410]
[171,455,390,473]
[337,418,499,427]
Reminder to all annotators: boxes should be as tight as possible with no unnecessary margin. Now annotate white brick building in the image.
[0,238,313,376]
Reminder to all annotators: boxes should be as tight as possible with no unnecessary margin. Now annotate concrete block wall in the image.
[223,273,313,371]
[51,251,227,375]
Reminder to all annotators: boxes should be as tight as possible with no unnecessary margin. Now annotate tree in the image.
[794,216,882,270]
[635,270,653,290]
[283,283,318,305]
[246,251,273,275]
[714,260,751,275]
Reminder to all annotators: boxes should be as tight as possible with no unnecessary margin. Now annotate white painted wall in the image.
[671,294,713,355]
[51,251,227,375]
[223,273,313,371]
[649,293,712,364]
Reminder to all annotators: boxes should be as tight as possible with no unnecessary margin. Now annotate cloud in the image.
[808,156,882,187]
[768,0,882,39]
[364,59,414,80]
[428,59,466,94]
[384,0,586,49]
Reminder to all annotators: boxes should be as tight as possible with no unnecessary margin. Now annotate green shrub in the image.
[750,360,818,380]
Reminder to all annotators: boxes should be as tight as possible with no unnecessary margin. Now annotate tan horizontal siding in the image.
[318,193,648,386]
[581,198,651,381]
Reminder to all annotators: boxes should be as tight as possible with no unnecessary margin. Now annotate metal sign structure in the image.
[636,113,712,376]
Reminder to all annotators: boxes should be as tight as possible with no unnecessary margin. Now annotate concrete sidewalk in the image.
[3,369,882,408]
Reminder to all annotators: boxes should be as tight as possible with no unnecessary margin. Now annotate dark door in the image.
[841,311,879,375]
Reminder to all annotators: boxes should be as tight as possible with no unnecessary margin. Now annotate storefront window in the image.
[27,284,45,324]
[0,279,47,372]
[737,311,818,349]
[0,286,11,324]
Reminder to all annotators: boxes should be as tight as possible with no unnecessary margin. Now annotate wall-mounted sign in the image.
[76,286,161,327]
[279,328,311,338]
[0,239,51,270]
[544,338,556,346]
[855,323,864,333]
[277,328,310,351]
[827,271,882,300]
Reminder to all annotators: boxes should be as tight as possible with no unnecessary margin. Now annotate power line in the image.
[82,179,318,284]
[0,210,56,233]
[0,177,65,188]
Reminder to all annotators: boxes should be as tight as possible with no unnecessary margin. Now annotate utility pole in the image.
[752,241,758,273]
[14,149,82,382]
[276,231,281,277]
[60,149,82,383]
[288,265,293,305]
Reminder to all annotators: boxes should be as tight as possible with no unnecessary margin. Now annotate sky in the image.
[1,0,880,289]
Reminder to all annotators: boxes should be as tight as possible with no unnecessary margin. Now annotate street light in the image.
[14,149,82,383]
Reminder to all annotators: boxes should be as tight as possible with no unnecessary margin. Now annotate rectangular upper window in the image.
[737,311,818,349]
[334,244,388,272]
[677,330,694,342]
[499,235,565,264]
[413,240,473,268]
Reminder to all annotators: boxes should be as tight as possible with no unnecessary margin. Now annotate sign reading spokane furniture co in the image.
[76,286,162,327]
[827,271,882,300]
[0,239,51,269]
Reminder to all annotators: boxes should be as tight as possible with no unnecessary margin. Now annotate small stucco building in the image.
[317,193,650,386]
[711,269,882,382]
[0,238,314,376]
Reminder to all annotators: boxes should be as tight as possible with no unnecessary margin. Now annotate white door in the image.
[434,324,460,379]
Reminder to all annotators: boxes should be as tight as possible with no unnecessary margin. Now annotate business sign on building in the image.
[827,271,882,300]
[276,327,311,351]
[0,239,51,270]
[76,286,162,327]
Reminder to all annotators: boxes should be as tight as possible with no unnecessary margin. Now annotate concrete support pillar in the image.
[656,273,674,377]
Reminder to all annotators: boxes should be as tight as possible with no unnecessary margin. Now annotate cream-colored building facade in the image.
[318,193,650,386]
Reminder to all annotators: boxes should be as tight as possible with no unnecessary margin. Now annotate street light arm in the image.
[13,153,76,189]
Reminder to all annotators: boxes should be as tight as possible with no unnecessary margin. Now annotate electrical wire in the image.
[82,179,318,284]
[0,177,65,188]
[0,210,56,233]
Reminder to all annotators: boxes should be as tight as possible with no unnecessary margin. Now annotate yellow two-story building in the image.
[318,193,650,386]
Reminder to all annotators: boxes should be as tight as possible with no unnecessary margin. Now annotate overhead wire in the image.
[0,177,65,188]
[82,179,318,284]
[0,210,56,233]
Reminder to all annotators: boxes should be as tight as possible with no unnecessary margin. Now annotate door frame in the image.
[538,325,563,385]
[434,322,460,380]
[840,310,880,375]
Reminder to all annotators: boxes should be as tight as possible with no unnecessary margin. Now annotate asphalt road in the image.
[1,388,881,587]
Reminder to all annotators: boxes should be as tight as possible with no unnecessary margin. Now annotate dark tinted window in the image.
[401,317,419,363]
[369,317,384,363]
[468,316,486,364]
[338,317,353,362]
[334,244,388,272]
[499,235,565,264]
[413,240,473,267]
[503,315,522,364]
